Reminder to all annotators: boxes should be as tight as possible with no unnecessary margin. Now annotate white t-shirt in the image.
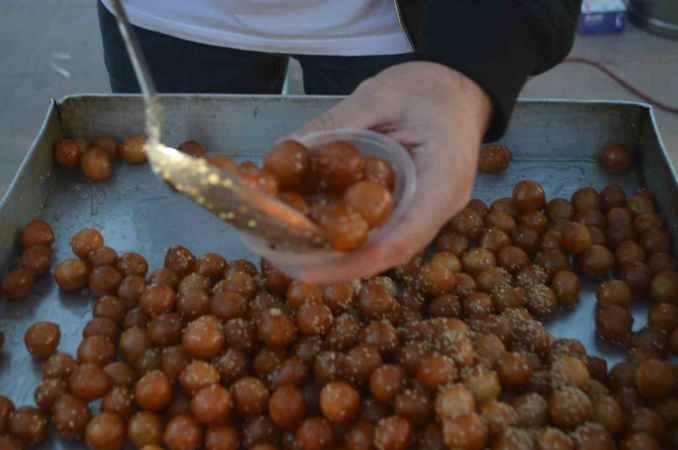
[101,0,412,56]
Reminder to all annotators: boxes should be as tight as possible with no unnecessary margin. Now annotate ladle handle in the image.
[108,0,161,143]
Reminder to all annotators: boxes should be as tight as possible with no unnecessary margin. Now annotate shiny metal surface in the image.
[0,96,676,449]
[107,0,326,251]
[629,0,678,39]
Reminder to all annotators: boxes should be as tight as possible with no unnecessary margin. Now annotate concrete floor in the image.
[0,0,676,196]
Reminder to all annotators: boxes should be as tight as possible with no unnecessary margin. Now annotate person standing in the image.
[98,1,581,282]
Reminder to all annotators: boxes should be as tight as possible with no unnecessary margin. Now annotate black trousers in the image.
[98,1,412,95]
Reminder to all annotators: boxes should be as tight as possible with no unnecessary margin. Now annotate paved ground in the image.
[1,0,676,195]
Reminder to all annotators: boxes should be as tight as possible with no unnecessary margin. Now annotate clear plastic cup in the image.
[242,129,417,278]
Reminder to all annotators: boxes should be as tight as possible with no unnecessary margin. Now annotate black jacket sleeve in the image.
[415,1,582,141]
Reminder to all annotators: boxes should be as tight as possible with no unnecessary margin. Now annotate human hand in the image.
[289,62,492,283]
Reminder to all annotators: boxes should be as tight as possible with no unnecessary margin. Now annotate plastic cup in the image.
[242,129,417,278]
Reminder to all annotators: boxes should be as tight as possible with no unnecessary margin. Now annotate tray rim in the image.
[56,93,658,109]
[0,99,58,212]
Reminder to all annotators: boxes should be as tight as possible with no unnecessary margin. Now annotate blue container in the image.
[578,0,627,34]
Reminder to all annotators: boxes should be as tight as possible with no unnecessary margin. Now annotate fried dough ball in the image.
[89,266,123,296]
[182,315,225,358]
[42,352,78,380]
[177,139,207,157]
[551,356,590,389]
[317,202,369,252]
[320,382,361,424]
[21,245,51,276]
[88,246,118,267]
[54,137,84,167]
[2,268,35,300]
[468,200,488,218]
[344,181,394,227]
[492,427,534,450]
[442,413,488,450]
[70,228,104,259]
[647,302,677,331]
[579,245,614,278]
[191,384,233,425]
[369,364,405,403]
[572,187,601,212]
[269,385,307,430]
[436,384,475,421]
[81,147,113,182]
[69,363,111,401]
[478,144,512,173]
[128,411,164,448]
[24,321,60,359]
[297,300,334,335]
[116,251,149,277]
[296,417,334,450]
[120,134,147,163]
[512,180,545,212]
[164,245,197,277]
[85,412,125,450]
[536,428,574,450]
[205,425,240,450]
[9,406,48,445]
[135,370,172,412]
[596,304,633,346]
[596,279,632,308]
[91,136,118,158]
[374,416,412,450]
[551,271,581,308]
[648,252,676,274]
[77,335,116,365]
[164,414,203,450]
[364,155,395,191]
[549,387,592,429]
[102,386,135,418]
[258,308,298,349]
[635,358,674,400]
[197,252,227,279]
[619,261,652,297]
[53,394,91,440]
[311,141,365,193]
[418,261,457,296]
[649,270,678,303]
[497,353,533,391]
[140,284,177,317]
[599,144,633,173]
[34,378,68,412]
[450,207,485,240]
[264,140,310,189]
[561,222,592,255]
[232,377,270,417]
[21,219,55,248]
[462,248,496,276]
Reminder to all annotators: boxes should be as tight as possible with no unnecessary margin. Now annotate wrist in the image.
[433,63,493,143]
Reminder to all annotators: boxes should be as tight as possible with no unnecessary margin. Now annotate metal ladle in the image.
[108,0,327,250]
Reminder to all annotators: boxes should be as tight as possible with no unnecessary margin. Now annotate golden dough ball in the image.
[54,138,83,168]
[81,147,113,182]
[120,134,147,164]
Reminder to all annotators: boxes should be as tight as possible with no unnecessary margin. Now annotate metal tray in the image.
[1,95,677,449]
